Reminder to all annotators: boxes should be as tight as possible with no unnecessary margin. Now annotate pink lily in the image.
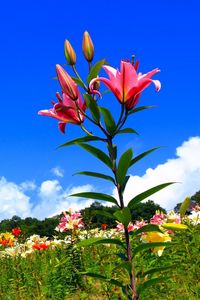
[56,64,79,100]
[38,92,86,133]
[89,60,161,110]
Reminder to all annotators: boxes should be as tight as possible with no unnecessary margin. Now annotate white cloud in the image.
[113,136,200,210]
[0,177,93,221]
[20,180,36,191]
[1,136,200,221]
[32,180,93,219]
[0,177,32,220]
[51,166,64,177]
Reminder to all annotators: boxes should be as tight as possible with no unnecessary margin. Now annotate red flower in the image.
[12,227,21,237]
[32,243,50,250]
[101,223,108,230]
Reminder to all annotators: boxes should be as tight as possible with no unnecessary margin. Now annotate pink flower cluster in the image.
[55,209,84,232]
[150,211,166,225]
[116,220,147,233]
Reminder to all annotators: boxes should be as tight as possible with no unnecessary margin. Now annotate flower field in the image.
[0,207,199,299]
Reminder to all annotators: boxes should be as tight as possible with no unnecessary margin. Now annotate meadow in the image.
[0,209,199,300]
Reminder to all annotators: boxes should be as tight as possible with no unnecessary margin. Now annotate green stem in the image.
[107,137,138,299]
[72,65,88,91]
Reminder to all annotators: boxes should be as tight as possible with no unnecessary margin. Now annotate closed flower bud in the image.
[82,31,94,62]
[56,64,78,100]
[64,40,76,65]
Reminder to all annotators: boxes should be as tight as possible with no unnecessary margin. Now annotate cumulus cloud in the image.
[20,180,37,191]
[0,177,32,220]
[113,136,200,210]
[1,136,200,220]
[51,166,64,177]
[0,177,93,221]
[32,180,93,219]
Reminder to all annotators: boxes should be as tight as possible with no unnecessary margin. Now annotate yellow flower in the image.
[141,231,171,256]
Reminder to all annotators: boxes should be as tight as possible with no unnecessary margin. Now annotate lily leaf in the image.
[71,76,86,88]
[128,105,155,115]
[137,277,170,295]
[141,265,177,277]
[69,192,119,206]
[132,242,173,257]
[179,197,191,218]
[121,175,130,194]
[78,143,113,169]
[93,210,115,220]
[133,224,163,236]
[162,223,188,231]
[81,272,125,287]
[128,182,175,209]
[87,59,106,83]
[84,94,100,123]
[117,148,133,186]
[129,147,161,167]
[76,237,125,248]
[112,261,132,274]
[114,207,132,227]
[99,106,116,135]
[58,136,101,148]
[74,171,115,184]
[117,128,139,135]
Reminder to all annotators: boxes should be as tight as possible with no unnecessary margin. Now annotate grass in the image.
[0,225,199,299]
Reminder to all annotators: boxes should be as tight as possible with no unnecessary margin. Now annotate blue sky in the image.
[0,0,200,220]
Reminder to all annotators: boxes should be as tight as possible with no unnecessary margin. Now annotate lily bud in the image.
[56,64,78,100]
[82,31,94,62]
[64,40,76,65]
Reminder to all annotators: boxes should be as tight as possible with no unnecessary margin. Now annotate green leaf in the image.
[93,210,115,220]
[87,59,106,83]
[112,261,132,274]
[114,207,132,227]
[81,272,125,287]
[69,192,119,206]
[117,148,133,185]
[128,182,175,209]
[99,106,116,135]
[137,277,170,295]
[133,224,163,235]
[121,175,130,194]
[142,265,177,277]
[128,105,155,115]
[78,143,113,169]
[129,147,161,167]
[117,128,139,135]
[162,223,188,231]
[76,237,125,248]
[74,171,115,184]
[132,242,173,257]
[58,136,101,148]
[71,76,86,88]
[180,197,191,217]
[84,94,100,123]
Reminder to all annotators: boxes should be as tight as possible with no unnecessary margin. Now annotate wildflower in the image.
[12,227,21,237]
[89,60,161,110]
[38,92,86,133]
[150,210,166,225]
[141,231,171,256]
[101,223,108,230]
[55,210,84,232]
[32,243,50,250]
